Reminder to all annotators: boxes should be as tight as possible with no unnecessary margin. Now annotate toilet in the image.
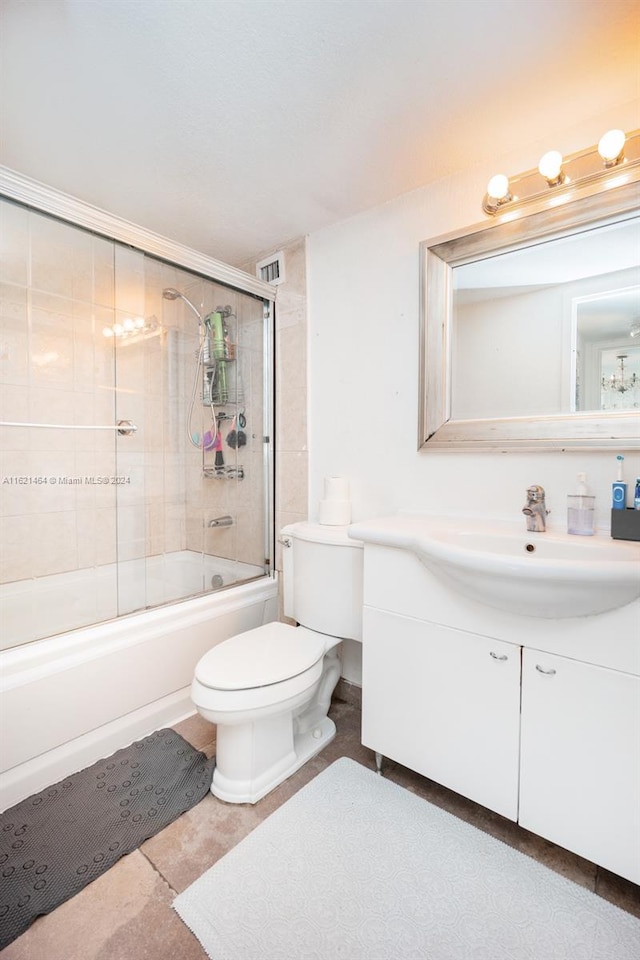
[191,522,363,803]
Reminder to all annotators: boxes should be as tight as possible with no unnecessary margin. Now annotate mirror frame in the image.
[418,176,640,451]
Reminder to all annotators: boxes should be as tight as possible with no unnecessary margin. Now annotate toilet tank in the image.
[282,522,363,641]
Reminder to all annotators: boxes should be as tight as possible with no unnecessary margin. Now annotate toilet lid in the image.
[195,622,326,691]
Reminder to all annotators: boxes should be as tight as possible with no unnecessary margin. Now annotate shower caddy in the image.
[201,306,246,481]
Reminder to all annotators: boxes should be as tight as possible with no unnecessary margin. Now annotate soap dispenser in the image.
[567,472,595,536]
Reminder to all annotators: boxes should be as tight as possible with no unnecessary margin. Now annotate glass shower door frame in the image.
[0,167,277,640]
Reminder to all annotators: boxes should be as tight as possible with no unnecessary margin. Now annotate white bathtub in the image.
[1,550,263,651]
[0,569,278,811]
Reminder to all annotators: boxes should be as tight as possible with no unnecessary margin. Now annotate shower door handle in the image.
[0,419,139,433]
[116,420,138,436]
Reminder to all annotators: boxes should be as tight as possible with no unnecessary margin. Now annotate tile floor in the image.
[3,683,639,959]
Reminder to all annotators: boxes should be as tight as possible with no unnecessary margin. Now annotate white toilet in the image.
[191,522,363,803]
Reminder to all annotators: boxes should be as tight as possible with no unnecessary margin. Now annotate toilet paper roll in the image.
[319,499,351,525]
[323,476,350,501]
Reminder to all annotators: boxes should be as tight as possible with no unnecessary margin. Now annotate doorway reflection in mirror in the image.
[573,285,640,412]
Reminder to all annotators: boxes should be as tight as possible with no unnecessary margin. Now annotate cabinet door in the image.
[520,649,640,885]
[361,607,521,820]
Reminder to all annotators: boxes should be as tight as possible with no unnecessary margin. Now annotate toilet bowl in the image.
[191,522,363,804]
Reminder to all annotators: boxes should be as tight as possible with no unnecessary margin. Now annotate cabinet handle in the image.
[535,664,557,676]
[489,651,508,661]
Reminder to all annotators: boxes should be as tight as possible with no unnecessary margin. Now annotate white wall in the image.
[307,102,639,685]
[307,100,640,531]
[454,286,565,419]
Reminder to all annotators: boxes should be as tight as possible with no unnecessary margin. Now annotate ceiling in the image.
[456,218,640,290]
[1,0,639,266]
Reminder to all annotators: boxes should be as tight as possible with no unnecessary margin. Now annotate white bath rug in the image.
[173,757,640,960]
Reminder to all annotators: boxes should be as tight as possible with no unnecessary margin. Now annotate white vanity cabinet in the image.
[519,649,640,884]
[356,539,640,885]
[362,607,521,820]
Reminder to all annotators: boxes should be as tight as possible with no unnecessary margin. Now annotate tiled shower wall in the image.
[176,279,267,569]
[0,203,120,582]
[241,236,309,575]
[0,200,268,587]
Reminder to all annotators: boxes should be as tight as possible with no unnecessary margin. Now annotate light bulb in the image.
[134,317,145,328]
[486,174,510,201]
[538,150,564,184]
[123,318,135,332]
[598,128,625,165]
[102,326,114,338]
[112,323,124,337]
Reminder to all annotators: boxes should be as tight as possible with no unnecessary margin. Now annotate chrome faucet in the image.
[522,485,549,532]
[208,515,233,527]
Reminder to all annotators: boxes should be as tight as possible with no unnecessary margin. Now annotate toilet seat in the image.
[194,622,326,692]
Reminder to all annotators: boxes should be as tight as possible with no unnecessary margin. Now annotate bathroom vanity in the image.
[350,515,640,885]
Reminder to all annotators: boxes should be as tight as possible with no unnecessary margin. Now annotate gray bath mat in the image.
[0,728,214,949]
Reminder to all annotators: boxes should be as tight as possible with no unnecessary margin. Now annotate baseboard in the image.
[335,677,362,707]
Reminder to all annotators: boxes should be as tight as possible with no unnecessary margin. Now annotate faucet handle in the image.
[526,484,545,502]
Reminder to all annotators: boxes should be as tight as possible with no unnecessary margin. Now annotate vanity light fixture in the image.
[537,150,566,186]
[482,127,639,216]
[598,128,626,167]
[483,173,512,214]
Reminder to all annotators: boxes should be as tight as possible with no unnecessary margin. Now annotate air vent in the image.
[256,251,285,286]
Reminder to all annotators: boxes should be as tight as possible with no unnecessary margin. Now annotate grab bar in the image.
[0,419,138,435]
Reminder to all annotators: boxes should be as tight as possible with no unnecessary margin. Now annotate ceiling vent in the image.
[256,251,285,286]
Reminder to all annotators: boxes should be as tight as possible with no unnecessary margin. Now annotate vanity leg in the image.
[375,752,383,776]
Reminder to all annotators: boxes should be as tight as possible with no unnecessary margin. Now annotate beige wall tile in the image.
[242,236,309,574]
[0,287,29,385]
[0,203,29,286]
[30,215,93,302]
[0,514,33,581]
[32,511,78,577]
[0,199,301,632]
[276,450,308,515]
[114,245,145,316]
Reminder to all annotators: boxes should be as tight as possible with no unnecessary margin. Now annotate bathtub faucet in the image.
[522,485,549,532]
[208,515,233,527]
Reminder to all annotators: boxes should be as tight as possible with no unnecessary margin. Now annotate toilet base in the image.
[211,714,336,804]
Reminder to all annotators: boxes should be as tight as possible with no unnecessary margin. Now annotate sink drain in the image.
[210,574,224,589]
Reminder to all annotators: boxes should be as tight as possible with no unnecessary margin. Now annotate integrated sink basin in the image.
[348,514,640,619]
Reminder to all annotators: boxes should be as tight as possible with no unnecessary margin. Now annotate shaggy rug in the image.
[0,728,214,949]
[173,757,640,960]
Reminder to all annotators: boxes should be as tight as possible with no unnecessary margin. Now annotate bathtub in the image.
[0,567,278,811]
[1,550,265,650]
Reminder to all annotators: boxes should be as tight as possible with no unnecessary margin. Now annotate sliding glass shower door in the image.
[113,252,272,617]
[0,197,273,650]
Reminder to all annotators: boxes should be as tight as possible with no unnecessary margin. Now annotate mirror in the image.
[573,286,640,412]
[419,178,640,450]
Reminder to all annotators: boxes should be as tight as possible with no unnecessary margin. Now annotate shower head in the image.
[162,288,203,324]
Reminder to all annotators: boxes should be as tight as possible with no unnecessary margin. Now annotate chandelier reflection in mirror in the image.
[601,352,639,410]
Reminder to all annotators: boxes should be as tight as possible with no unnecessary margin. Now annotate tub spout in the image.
[208,515,233,527]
